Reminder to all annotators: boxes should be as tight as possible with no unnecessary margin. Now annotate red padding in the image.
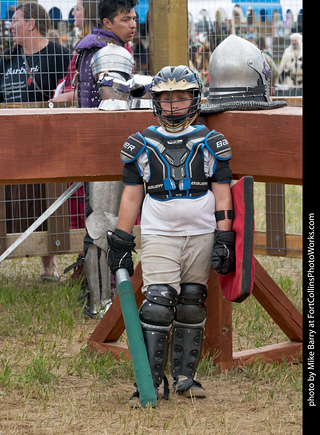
[219,176,255,303]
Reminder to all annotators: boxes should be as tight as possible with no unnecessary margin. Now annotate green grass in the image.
[0,253,302,434]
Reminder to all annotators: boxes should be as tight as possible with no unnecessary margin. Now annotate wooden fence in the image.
[0,106,303,368]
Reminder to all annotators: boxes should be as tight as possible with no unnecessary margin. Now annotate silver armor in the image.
[84,46,151,318]
[84,182,123,318]
[90,44,152,111]
[201,35,286,114]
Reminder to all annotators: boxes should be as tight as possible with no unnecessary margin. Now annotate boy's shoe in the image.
[180,380,206,398]
[128,389,141,408]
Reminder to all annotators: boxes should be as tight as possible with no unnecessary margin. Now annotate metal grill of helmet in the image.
[151,65,202,132]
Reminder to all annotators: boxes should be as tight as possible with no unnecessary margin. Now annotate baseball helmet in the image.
[151,65,202,132]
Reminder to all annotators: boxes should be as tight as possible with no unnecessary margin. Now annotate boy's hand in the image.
[107,229,136,276]
[211,229,236,275]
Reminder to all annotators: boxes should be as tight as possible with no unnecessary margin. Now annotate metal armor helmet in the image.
[201,35,286,114]
[151,65,202,133]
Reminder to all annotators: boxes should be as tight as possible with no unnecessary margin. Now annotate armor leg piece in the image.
[170,283,207,396]
[83,244,112,317]
[82,181,122,318]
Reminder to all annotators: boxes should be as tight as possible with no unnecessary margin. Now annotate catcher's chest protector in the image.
[219,176,255,302]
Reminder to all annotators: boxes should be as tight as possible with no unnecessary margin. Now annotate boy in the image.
[107,65,236,406]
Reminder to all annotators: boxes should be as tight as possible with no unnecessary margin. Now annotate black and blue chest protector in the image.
[120,125,232,200]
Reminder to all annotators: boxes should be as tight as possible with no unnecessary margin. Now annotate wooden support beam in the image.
[202,269,233,370]
[252,258,303,342]
[151,0,188,74]
[0,107,302,185]
[88,262,144,345]
[233,341,302,366]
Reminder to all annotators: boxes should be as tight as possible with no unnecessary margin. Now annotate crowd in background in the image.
[0,1,303,100]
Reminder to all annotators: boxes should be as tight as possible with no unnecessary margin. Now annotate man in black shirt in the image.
[0,2,71,282]
[0,3,71,104]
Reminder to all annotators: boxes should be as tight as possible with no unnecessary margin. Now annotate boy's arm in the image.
[117,184,144,233]
[211,182,235,275]
[211,182,233,231]
[107,184,144,276]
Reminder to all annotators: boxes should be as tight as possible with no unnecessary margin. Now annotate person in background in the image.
[74,0,136,108]
[49,1,102,285]
[59,1,138,316]
[0,2,71,282]
[278,33,303,87]
[50,0,101,105]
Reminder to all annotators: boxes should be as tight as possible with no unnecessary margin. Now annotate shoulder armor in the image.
[205,131,231,160]
[120,132,146,163]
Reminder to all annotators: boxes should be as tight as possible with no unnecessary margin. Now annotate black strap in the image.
[209,85,266,94]
[215,209,235,222]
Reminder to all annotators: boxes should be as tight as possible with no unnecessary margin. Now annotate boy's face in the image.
[102,8,136,43]
[159,91,192,117]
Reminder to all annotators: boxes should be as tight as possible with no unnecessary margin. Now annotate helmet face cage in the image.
[151,66,202,133]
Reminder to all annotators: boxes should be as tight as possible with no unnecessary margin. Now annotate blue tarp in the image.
[232,0,283,21]
[1,1,16,20]
[135,0,149,24]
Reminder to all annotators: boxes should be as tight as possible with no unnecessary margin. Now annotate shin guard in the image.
[139,284,178,392]
[170,283,207,393]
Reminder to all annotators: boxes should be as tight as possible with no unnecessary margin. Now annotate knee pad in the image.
[140,284,178,327]
[175,283,207,324]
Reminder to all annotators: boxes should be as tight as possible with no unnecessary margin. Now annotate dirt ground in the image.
[0,317,302,435]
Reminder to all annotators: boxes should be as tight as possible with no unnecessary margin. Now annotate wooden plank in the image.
[254,231,302,259]
[233,341,302,366]
[0,186,6,255]
[2,228,84,258]
[265,183,286,255]
[46,183,71,254]
[87,341,131,361]
[0,107,302,185]
[253,258,303,342]
[88,261,145,344]
[2,227,303,260]
[202,269,233,369]
[202,107,302,184]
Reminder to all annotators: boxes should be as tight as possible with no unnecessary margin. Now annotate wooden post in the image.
[266,183,286,255]
[150,0,188,74]
[0,186,6,255]
[45,183,71,254]
[203,269,233,369]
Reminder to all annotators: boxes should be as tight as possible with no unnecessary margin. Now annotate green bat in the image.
[116,268,157,408]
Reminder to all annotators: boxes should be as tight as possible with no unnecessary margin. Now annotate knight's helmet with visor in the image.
[151,65,202,133]
[201,35,286,114]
